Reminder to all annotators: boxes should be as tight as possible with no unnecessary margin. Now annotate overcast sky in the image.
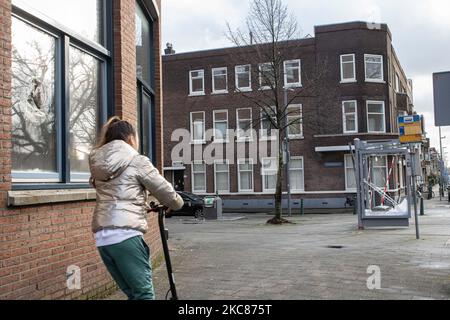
[162,0,450,159]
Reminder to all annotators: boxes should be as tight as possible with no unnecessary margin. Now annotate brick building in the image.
[0,0,163,299]
[162,22,415,212]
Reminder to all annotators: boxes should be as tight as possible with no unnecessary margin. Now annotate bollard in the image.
[300,199,304,216]
[420,197,425,216]
[448,187,450,204]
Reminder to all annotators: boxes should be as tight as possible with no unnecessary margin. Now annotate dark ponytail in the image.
[95,116,137,149]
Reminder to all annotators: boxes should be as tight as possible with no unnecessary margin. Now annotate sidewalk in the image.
[104,196,450,300]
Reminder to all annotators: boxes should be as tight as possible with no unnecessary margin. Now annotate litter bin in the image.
[447,186,450,203]
[203,197,217,220]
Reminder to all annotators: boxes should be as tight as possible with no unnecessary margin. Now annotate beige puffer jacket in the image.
[89,140,184,233]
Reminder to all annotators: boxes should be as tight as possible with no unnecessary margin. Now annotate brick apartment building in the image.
[163,21,415,212]
[0,0,164,299]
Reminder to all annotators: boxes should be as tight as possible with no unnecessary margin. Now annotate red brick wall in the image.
[154,0,164,169]
[0,0,163,300]
[113,0,138,126]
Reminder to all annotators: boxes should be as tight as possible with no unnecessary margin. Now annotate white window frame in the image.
[259,62,273,90]
[364,54,384,83]
[340,54,356,83]
[290,156,305,192]
[236,108,253,142]
[261,157,278,193]
[189,69,205,96]
[395,73,401,93]
[344,154,357,192]
[342,100,358,134]
[284,59,302,88]
[260,107,277,141]
[213,110,229,143]
[212,67,228,94]
[287,104,303,139]
[191,161,207,193]
[366,101,386,133]
[235,65,252,92]
[238,159,254,192]
[214,160,230,194]
[190,111,206,143]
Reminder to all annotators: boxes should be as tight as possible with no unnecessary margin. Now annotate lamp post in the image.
[284,87,292,217]
[439,128,446,201]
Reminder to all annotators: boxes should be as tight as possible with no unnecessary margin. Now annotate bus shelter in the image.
[352,139,420,229]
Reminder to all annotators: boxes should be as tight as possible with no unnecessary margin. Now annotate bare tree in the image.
[226,0,336,224]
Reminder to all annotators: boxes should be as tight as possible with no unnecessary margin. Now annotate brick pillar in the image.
[153,0,163,170]
[113,0,138,126]
[0,0,12,208]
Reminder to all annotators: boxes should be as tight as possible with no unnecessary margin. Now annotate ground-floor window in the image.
[345,154,357,191]
[192,162,206,193]
[262,157,277,192]
[290,157,305,191]
[11,12,109,185]
[214,161,230,193]
[238,159,254,192]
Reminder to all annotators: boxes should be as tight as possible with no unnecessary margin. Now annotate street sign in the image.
[433,72,450,127]
[398,115,423,144]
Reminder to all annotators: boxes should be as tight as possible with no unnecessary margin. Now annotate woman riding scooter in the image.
[89,117,184,300]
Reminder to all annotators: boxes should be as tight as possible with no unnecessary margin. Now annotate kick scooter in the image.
[149,204,179,300]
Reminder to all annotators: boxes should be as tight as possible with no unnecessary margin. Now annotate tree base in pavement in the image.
[266,217,294,225]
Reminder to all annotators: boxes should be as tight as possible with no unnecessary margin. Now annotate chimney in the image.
[165,43,176,55]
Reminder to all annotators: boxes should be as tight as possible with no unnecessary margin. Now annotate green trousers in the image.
[98,236,155,300]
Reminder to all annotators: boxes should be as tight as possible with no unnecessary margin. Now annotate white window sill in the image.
[7,189,96,207]
[340,80,357,84]
[284,84,303,89]
[190,141,207,145]
[367,131,387,134]
[212,140,230,144]
[346,189,357,193]
[189,92,206,97]
[212,91,229,95]
[237,138,254,143]
[259,87,272,91]
[235,88,252,93]
[289,135,304,140]
[365,79,386,84]
[343,131,358,135]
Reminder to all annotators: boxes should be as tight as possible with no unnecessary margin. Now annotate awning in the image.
[315,145,355,153]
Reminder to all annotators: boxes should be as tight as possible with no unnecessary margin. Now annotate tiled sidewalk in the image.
[105,197,450,300]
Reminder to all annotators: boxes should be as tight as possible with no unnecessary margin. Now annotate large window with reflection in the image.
[11,0,111,188]
[136,0,156,164]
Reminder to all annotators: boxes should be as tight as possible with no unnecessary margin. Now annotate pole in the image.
[439,127,443,201]
[158,207,178,300]
[284,88,292,217]
[411,145,420,240]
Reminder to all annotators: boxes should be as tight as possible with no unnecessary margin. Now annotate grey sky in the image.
[162,0,450,159]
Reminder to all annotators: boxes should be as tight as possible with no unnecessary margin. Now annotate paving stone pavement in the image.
[104,197,450,300]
